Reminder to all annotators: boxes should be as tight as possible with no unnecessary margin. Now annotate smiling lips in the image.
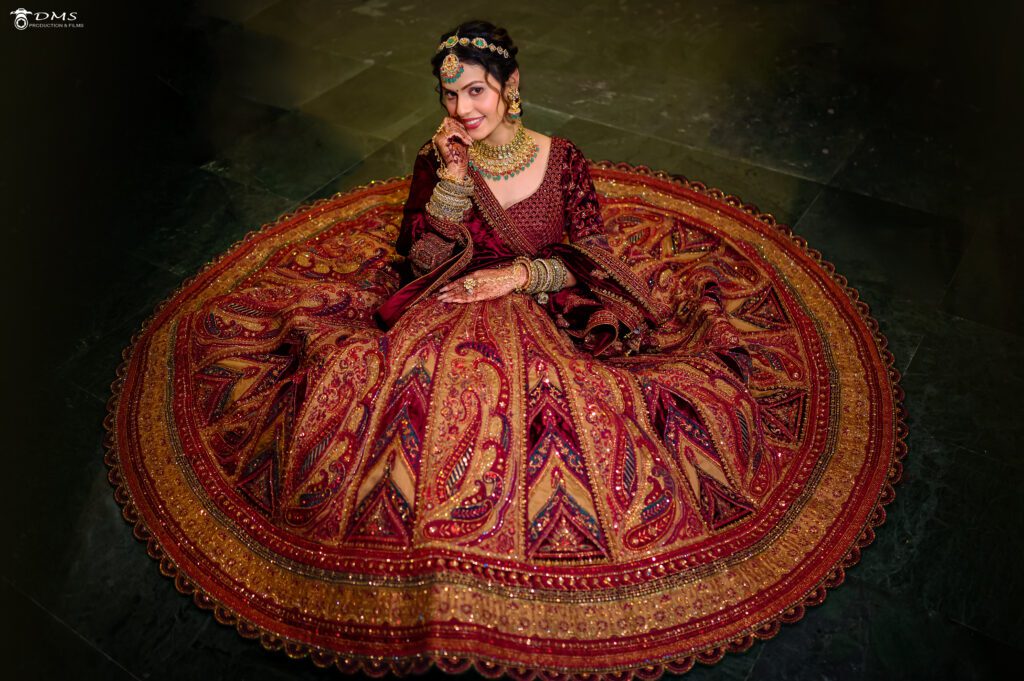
[462,116,484,129]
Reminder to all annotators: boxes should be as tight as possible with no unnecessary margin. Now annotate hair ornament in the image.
[436,33,511,59]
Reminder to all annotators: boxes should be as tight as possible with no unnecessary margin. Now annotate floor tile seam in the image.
[934,223,984,313]
[55,274,179,369]
[813,126,866,190]
[893,416,1024,472]
[739,640,767,680]
[552,109,832,185]
[75,375,123,405]
[66,342,132,402]
[215,25,378,109]
[789,185,828,236]
[825,130,970,220]
[297,133,398,205]
[793,180,976,237]
[231,63,831,187]
[125,247,199,279]
[0,574,145,680]
[153,73,185,100]
[197,3,278,27]
[191,13,238,37]
[323,104,453,179]
[199,163,298,212]
[73,383,106,407]
[820,129,863,188]
[185,91,299,181]
[944,614,1024,653]
[898,337,926,376]
[824,184,967,222]
[902,309,1024,349]
[376,60,422,79]
[68,267,178,322]
[840,575,1024,653]
[304,61,436,104]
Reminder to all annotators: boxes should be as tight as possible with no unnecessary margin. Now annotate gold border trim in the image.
[102,164,908,680]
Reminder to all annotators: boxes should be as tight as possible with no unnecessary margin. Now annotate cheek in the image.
[484,94,501,116]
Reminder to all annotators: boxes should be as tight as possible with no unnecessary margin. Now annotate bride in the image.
[179,17,782,672]
[358,19,760,557]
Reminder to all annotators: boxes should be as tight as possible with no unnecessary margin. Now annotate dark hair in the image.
[431,20,523,118]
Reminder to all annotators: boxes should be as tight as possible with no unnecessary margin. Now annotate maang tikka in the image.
[437,33,511,85]
[440,52,463,84]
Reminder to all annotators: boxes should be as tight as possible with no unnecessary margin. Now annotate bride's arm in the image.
[398,144,471,278]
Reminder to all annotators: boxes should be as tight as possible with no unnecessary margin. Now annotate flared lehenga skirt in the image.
[105,161,905,679]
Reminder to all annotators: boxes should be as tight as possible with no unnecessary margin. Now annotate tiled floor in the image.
[5,1,1022,679]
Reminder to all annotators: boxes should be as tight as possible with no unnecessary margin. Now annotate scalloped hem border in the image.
[101,161,908,680]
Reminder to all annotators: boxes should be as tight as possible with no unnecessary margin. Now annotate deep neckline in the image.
[481,135,561,212]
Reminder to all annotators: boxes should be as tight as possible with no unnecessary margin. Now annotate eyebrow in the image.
[442,80,484,93]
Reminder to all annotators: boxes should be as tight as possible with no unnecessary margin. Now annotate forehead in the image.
[441,61,491,91]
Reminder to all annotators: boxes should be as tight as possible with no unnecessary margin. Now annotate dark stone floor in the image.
[3,1,1022,679]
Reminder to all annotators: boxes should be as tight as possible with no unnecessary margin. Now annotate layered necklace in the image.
[469,124,539,181]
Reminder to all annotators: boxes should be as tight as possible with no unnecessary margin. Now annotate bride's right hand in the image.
[432,117,471,178]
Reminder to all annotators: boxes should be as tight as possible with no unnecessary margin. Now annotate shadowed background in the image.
[2,0,1022,679]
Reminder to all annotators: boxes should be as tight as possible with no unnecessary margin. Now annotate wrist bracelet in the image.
[437,164,472,186]
[511,257,571,300]
[549,257,568,291]
[426,177,475,222]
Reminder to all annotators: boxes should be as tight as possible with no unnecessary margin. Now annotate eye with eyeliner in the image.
[445,88,483,98]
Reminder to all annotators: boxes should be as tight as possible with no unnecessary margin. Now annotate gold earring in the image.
[506,87,521,120]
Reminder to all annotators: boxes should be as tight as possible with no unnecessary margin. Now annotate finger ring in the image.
[463,277,477,294]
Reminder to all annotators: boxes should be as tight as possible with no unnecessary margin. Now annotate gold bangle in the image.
[538,258,554,291]
[532,259,545,292]
[549,257,567,291]
[437,164,472,186]
[512,256,532,292]
[426,188,470,222]
[436,177,474,197]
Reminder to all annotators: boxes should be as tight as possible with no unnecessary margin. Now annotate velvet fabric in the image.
[377,136,668,357]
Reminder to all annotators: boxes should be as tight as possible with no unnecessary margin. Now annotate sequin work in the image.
[105,148,906,680]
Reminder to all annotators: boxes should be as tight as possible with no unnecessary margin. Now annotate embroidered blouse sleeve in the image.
[563,142,608,247]
[397,143,468,278]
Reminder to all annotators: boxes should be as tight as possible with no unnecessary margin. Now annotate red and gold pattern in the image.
[105,153,906,679]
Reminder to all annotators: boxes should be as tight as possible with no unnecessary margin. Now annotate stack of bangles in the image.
[426,164,474,223]
[512,255,569,304]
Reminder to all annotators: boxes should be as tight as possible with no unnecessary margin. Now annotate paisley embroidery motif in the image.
[109,153,904,680]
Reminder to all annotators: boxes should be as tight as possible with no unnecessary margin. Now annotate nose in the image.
[455,95,475,118]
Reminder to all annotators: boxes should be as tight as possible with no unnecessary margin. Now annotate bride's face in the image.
[440,62,516,141]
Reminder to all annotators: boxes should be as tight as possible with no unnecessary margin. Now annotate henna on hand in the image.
[436,266,522,304]
[433,117,470,175]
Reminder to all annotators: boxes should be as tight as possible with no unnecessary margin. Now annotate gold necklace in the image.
[469,125,539,181]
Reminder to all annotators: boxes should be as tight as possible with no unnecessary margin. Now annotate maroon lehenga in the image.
[106,135,905,678]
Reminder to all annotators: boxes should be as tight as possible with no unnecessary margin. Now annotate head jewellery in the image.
[437,33,511,84]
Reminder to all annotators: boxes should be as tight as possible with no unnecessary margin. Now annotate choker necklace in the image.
[469,125,539,181]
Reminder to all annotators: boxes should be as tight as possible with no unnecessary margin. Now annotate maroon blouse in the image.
[375,135,671,357]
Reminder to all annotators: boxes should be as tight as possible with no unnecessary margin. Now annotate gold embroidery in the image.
[470,138,565,256]
[572,242,671,322]
[409,233,456,278]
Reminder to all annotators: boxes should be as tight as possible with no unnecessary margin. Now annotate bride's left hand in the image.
[437,265,526,304]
